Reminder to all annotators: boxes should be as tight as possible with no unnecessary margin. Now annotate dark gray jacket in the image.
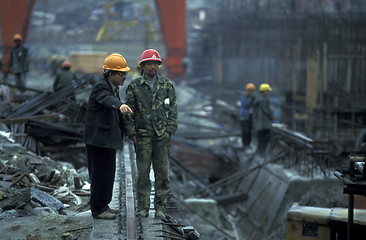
[253,94,273,131]
[84,78,124,150]
[8,45,29,74]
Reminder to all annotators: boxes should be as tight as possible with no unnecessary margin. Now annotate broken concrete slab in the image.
[0,187,30,211]
[30,187,64,213]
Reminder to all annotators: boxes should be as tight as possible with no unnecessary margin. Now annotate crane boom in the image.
[155,0,186,80]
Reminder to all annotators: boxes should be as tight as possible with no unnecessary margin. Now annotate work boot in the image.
[155,210,165,219]
[94,210,116,220]
[136,209,149,217]
[107,207,120,214]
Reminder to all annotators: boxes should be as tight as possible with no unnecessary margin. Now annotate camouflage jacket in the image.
[124,74,178,137]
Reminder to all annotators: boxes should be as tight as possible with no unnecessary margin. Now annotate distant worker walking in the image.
[239,83,256,149]
[125,49,178,219]
[254,83,273,155]
[8,34,29,92]
[84,53,133,220]
[53,61,77,92]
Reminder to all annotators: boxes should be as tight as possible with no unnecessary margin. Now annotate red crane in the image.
[155,0,186,80]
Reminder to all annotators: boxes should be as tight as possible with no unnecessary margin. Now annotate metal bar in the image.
[155,229,186,238]
[347,193,354,240]
[124,144,137,239]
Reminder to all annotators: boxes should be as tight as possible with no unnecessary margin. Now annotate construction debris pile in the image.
[0,75,95,168]
[0,130,90,216]
[168,86,347,240]
[0,78,350,240]
[0,75,95,239]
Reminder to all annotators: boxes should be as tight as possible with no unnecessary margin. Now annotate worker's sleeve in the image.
[93,82,123,110]
[53,75,60,92]
[260,100,274,121]
[166,83,178,135]
[7,49,13,69]
[24,48,29,72]
[123,84,137,136]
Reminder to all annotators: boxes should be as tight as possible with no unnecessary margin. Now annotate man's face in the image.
[109,71,127,86]
[14,40,22,46]
[246,89,254,96]
[262,91,270,97]
[142,61,160,77]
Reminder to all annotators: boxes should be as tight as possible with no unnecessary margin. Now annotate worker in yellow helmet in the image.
[253,83,274,156]
[84,53,133,220]
[8,33,29,92]
[49,55,59,76]
[239,83,256,150]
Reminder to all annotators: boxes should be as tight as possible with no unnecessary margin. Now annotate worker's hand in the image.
[129,135,137,144]
[120,104,133,114]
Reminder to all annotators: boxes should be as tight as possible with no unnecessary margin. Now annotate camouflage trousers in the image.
[135,131,171,212]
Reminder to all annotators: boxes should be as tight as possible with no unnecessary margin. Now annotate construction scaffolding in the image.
[187,0,366,149]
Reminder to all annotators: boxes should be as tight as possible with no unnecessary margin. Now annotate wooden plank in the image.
[0,114,60,124]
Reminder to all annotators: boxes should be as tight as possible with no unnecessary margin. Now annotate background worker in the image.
[124,49,178,219]
[239,83,256,149]
[254,83,273,156]
[84,53,133,220]
[49,55,59,76]
[8,33,29,92]
[53,61,77,92]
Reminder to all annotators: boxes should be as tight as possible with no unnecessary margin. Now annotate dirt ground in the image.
[0,196,92,240]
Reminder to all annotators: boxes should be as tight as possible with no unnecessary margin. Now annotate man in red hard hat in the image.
[8,33,29,92]
[53,61,77,92]
[239,83,256,150]
[124,49,178,219]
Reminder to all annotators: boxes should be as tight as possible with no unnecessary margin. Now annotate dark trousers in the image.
[257,129,271,155]
[14,73,26,92]
[241,117,252,147]
[86,144,116,217]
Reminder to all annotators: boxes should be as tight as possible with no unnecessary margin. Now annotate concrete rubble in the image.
[0,130,92,239]
[167,86,349,240]
[0,77,352,239]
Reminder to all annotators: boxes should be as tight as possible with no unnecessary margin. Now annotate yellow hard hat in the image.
[259,83,272,92]
[245,83,256,91]
[103,53,130,72]
[13,33,23,41]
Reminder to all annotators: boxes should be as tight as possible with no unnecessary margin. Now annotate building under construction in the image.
[188,0,366,151]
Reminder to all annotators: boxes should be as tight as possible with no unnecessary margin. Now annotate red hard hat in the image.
[139,49,162,65]
[61,61,71,68]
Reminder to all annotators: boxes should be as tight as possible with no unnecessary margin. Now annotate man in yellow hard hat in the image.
[8,33,29,92]
[84,53,133,220]
[239,83,256,149]
[253,83,273,156]
[49,55,59,76]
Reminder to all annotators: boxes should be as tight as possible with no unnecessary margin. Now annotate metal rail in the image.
[124,143,137,239]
